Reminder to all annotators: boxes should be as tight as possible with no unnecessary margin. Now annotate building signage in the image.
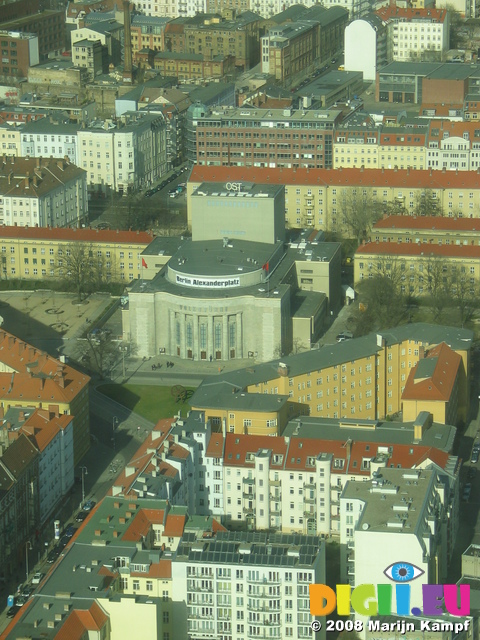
[225,182,242,191]
[176,274,241,289]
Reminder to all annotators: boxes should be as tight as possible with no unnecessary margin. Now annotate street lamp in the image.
[25,541,32,581]
[119,345,129,379]
[112,416,119,451]
[80,466,88,506]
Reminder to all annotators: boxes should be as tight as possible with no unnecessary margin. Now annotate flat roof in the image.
[292,291,326,318]
[198,106,342,123]
[193,181,283,199]
[343,467,436,535]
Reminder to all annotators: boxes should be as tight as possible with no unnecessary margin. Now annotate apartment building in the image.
[180,11,262,70]
[77,112,167,195]
[333,123,428,170]
[172,531,325,640]
[426,120,480,171]
[0,433,39,583]
[371,214,480,245]
[137,0,206,17]
[0,122,22,156]
[130,15,170,52]
[355,240,480,299]
[188,165,480,234]
[375,6,449,62]
[0,30,38,78]
[0,156,87,228]
[0,10,65,60]
[0,406,74,524]
[194,107,341,169]
[202,414,458,543]
[190,322,472,424]
[340,468,448,590]
[72,38,105,79]
[0,226,153,282]
[20,116,79,165]
[71,19,123,67]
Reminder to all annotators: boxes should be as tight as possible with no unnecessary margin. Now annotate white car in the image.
[31,572,43,585]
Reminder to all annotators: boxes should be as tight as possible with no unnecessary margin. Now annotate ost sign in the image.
[225,182,242,191]
[176,274,240,289]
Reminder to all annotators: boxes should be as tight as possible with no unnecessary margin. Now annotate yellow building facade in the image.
[0,226,154,282]
[192,325,471,426]
[188,166,480,236]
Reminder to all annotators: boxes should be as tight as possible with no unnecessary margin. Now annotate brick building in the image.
[194,106,342,169]
[0,30,38,78]
[153,51,235,80]
[0,10,65,60]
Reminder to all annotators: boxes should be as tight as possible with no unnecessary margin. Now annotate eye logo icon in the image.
[384,562,424,583]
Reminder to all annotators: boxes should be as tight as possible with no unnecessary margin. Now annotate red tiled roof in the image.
[373,215,480,232]
[427,120,480,140]
[402,342,461,402]
[0,225,153,245]
[53,611,86,640]
[356,241,480,258]
[375,5,446,22]
[163,514,186,538]
[222,433,454,475]
[420,104,463,117]
[189,165,480,190]
[224,433,288,466]
[205,432,224,457]
[379,132,426,146]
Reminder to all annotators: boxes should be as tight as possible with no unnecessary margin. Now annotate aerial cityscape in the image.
[0,0,480,638]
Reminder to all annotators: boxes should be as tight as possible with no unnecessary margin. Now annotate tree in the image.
[451,271,478,327]
[414,189,442,217]
[349,269,407,335]
[339,189,383,243]
[57,243,105,301]
[80,331,119,379]
[424,256,451,320]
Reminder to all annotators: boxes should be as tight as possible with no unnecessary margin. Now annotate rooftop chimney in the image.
[122,0,133,84]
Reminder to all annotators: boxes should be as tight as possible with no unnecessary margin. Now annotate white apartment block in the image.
[0,156,87,227]
[203,417,459,543]
[340,468,448,594]
[135,0,206,17]
[21,119,79,165]
[375,7,450,61]
[77,112,167,194]
[171,531,326,640]
[427,134,480,171]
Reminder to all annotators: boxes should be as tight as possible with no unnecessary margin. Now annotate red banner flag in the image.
[142,258,148,269]
[262,262,269,272]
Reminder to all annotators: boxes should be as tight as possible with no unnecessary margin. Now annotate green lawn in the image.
[98,383,194,423]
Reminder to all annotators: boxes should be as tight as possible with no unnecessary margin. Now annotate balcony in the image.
[304,510,315,518]
[270,479,281,486]
[243,506,254,514]
[304,495,316,504]
[304,481,316,489]
[247,576,281,585]
[243,491,255,499]
[243,477,255,485]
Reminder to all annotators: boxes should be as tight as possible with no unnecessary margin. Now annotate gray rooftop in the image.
[283,414,456,451]
[342,467,436,535]
[193,181,283,199]
[292,290,326,318]
[378,61,443,76]
[191,323,472,405]
[198,106,342,125]
[83,19,123,34]
[21,116,79,135]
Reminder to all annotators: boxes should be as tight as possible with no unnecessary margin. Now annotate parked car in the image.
[82,500,96,512]
[58,535,70,550]
[336,331,353,343]
[31,572,43,585]
[65,525,77,538]
[47,548,60,564]
[21,585,34,599]
[463,483,472,501]
[168,189,177,198]
[75,510,88,522]
[7,605,22,618]
[144,189,154,197]
[472,450,479,464]
[468,467,476,480]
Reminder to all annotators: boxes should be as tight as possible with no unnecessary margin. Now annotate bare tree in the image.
[339,189,383,243]
[423,256,451,320]
[81,331,119,379]
[451,271,478,327]
[57,243,105,301]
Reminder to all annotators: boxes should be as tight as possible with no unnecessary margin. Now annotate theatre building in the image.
[125,181,341,362]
